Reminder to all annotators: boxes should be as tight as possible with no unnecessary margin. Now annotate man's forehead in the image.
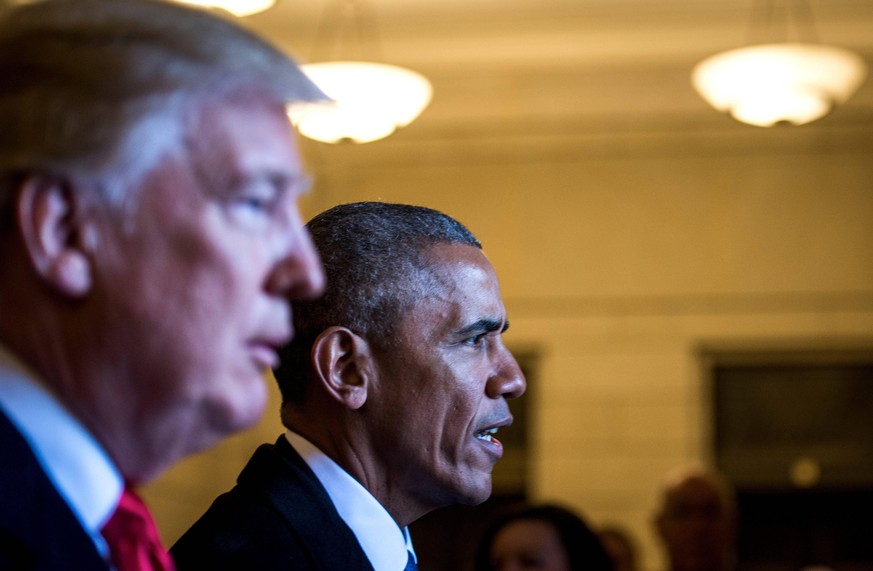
[404,243,505,330]
[184,98,303,188]
[421,242,494,279]
[667,481,725,509]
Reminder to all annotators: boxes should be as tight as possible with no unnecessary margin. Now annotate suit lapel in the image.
[237,437,375,571]
[0,409,110,570]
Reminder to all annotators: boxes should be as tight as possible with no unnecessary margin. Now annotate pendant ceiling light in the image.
[286,0,432,144]
[171,0,275,17]
[691,0,867,127]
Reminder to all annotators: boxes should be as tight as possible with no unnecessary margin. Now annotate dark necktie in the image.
[404,551,419,571]
[100,486,176,571]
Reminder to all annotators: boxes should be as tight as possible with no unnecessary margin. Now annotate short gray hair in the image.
[276,202,482,404]
[0,0,324,224]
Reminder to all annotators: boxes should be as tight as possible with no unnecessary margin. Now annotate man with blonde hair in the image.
[0,1,325,569]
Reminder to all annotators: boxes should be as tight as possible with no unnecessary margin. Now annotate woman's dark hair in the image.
[473,503,614,571]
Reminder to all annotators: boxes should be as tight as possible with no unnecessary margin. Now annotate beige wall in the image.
[144,123,873,570]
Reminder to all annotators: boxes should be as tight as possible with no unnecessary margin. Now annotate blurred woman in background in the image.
[474,503,614,571]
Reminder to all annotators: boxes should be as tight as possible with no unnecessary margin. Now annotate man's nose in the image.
[266,224,325,300]
[487,348,526,400]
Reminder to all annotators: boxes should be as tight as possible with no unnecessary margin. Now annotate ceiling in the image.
[240,0,873,153]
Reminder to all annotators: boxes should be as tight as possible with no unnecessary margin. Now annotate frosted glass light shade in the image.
[287,61,433,144]
[692,43,867,127]
[172,0,275,17]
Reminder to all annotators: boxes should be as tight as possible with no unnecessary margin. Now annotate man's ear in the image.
[311,326,374,410]
[16,174,93,298]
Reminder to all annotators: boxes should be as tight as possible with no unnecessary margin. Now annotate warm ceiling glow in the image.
[171,0,275,17]
[287,61,433,144]
[692,43,867,127]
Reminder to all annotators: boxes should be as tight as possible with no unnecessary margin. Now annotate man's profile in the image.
[0,1,325,568]
[173,201,527,570]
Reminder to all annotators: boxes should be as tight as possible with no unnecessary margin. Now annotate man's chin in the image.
[220,397,268,434]
[198,386,269,445]
[453,475,493,507]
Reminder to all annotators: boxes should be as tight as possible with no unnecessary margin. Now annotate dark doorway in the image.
[736,489,873,571]
[710,350,873,571]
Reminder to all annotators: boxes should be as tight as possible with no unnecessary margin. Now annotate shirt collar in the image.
[0,343,123,556]
[286,430,415,570]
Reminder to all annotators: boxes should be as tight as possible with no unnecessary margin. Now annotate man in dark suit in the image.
[0,1,325,569]
[173,202,527,570]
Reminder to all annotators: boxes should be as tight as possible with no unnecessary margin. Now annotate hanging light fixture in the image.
[286,0,432,144]
[691,0,867,127]
[171,0,275,17]
[290,62,431,144]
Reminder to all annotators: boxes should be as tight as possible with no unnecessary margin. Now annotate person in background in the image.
[172,202,526,571]
[0,1,325,569]
[474,503,614,571]
[598,525,640,571]
[652,465,738,571]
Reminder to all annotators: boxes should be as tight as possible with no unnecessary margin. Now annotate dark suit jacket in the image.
[171,436,375,571]
[0,408,110,571]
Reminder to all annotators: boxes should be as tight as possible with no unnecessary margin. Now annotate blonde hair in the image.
[0,0,324,217]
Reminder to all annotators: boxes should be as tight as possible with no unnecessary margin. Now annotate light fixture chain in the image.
[748,0,819,45]
[351,0,384,63]
[309,0,385,63]
[791,0,820,44]
[311,0,343,62]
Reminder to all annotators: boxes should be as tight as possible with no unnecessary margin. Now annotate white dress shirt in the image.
[285,431,417,571]
[0,343,123,559]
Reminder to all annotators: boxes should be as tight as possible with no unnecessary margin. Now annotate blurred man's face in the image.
[92,96,323,476]
[656,477,735,571]
[365,243,526,514]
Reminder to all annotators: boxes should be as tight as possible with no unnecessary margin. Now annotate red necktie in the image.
[101,486,176,571]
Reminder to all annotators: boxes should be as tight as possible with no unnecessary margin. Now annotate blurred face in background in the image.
[489,519,571,571]
[655,476,736,571]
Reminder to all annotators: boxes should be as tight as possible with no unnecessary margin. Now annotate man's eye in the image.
[231,182,280,218]
[240,196,269,211]
[463,333,487,346]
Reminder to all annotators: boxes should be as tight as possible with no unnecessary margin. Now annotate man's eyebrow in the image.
[239,170,313,195]
[281,172,314,195]
[455,318,509,337]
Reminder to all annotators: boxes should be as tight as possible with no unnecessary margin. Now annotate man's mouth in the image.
[249,343,280,370]
[475,427,500,443]
[248,327,293,371]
